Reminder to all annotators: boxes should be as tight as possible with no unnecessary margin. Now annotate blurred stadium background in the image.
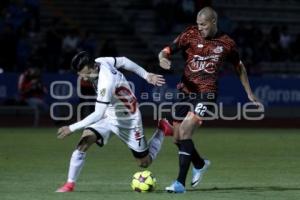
[1,1,300,199]
[0,0,300,127]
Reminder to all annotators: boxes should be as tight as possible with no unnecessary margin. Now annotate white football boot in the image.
[191,159,211,187]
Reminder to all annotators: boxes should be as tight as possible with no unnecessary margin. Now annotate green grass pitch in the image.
[0,127,300,200]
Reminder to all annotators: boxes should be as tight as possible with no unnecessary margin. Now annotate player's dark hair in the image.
[71,51,94,72]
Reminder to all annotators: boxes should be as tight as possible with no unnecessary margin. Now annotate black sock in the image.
[191,147,205,169]
[177,140,205,169]
[177,139,194,186]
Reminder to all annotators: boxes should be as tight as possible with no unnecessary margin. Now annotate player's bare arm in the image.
[236,61,260,106]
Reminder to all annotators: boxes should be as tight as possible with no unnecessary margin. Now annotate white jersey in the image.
[95,58,141,128]
[69,57,149,132]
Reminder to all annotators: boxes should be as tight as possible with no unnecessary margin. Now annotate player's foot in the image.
[158,118,173,136]
[165,180,186,193]
[191,159,211,187]
[56,182,75,192]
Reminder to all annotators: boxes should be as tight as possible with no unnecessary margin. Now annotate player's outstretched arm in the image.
[116,57,149,78]
[236,61,260,106]
[57,103,108,139]
[114,57,166,86]
[96,57,149,79]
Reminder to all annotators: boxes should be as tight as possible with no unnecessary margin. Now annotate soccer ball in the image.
[131,170,156,192]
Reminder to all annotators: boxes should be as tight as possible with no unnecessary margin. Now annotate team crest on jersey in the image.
[213,46,223,54]
[99,88,106,96]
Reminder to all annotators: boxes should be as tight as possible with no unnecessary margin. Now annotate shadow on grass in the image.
[75,186,300,194]
[187,186,300,193]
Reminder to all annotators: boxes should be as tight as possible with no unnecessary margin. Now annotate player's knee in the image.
[77,130,97,151]
[189,112,203,126]
[179,123,193,139]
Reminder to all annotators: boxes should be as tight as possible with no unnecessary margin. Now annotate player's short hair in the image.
[197,7,218,23]
[71,51,94,72]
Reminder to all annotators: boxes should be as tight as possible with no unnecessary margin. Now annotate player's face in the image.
[78,65,98,80]
[197,14,216,38]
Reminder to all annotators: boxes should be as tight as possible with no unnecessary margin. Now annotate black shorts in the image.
[172,92,216,122]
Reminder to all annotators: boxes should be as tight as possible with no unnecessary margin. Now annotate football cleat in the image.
[191,159,211,187]
[56,182,75,192]
[158,119,173,136]
[165,180,186,193]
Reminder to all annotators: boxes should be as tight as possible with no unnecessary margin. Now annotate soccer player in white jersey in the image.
[56,51,172,192]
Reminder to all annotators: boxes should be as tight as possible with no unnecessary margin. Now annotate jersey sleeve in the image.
[95,57,148,80]
[168,26,196,55]
[69,102,108,132]
[95,57,116,67]
[114,57,148,79]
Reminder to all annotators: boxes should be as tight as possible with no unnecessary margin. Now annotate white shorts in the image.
[85,117,148,153]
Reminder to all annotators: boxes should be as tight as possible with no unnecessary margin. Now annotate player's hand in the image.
[248,93,261,107]
[158,51,171,70]
[146,73,166,86]
[57,126,72,139]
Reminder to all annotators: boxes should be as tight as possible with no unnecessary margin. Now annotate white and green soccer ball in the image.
[131,170,157,192]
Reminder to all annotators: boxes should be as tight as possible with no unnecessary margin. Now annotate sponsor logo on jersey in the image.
[197,44,204,48]
[188,55,220,73]
[99,88,106,96]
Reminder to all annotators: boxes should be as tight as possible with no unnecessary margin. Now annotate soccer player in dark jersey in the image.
[158,7,260,193]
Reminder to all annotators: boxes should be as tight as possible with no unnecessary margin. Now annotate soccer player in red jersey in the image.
[158,7,260,193]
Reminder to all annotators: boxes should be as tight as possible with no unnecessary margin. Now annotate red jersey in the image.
[168,25,240,93]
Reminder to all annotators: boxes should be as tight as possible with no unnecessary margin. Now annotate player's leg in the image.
[166,112,199,193]
[125,127,164,168]
[173,121,181,143]
[166,111,202,193]
[148,118,173,159]
[56,129,97,192]
[184,119,211,188]
[67,129,98,180]
[166,94,213,193]
[137,117,177,167]
[56,120,111,192]
[188,97,215,187]
[173,120,206,176]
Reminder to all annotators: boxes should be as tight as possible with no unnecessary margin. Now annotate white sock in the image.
[148,129,164,161]
[67,149,86,183]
